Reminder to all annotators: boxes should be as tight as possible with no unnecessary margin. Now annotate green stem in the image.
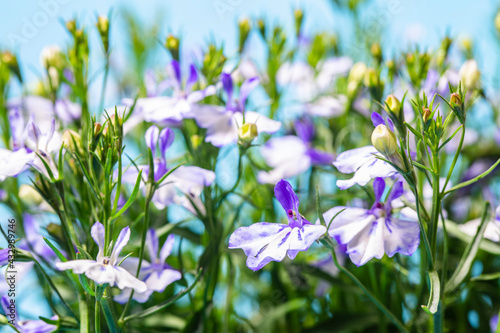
[95,299,101,333]
[79,294,89,333]
[321,238,409,333]
[441,126,464,196]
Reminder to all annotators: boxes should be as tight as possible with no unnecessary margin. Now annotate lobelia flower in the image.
[459,206,500,242]
[190,73,281,147]
[332,112,397,189]
[257,117,334,184]
[121,125,215,215]
[55,222,147,292]
[320,177,420,266]
[7,95,81,126]
[126,60,216,123]
[229,179,326,270]
[115,231,182,303]
[1,295,58,333]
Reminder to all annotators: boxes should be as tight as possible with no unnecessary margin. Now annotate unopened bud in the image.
[165,35,180,61]
[94,122,102,137]
[40,45,65,70]
[450,93,461,107]
[496,11,500,34]
[385,95,401,115]
[238,18,251,52]
[294,9,304,37]
[96,16,109,35]
[363,68,378,88]
[238,123,258,145]
[370,42,382,62]
[18,184,43,206]
[348,62,367,84]
[257,18,266,38]
[422,108,432,122]
[1,51,22,82]
[66,19,76,34]
[459,59,480,88]
[62,129,81,150]
[371,125,398,157]
[191,134,202,150]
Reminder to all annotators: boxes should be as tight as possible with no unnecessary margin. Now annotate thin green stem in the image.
[441,126,465,196]
[321,238,409,333]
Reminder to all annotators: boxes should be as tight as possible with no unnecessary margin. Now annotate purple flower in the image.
[115,231,182,303]
[129,60,216,123]
[121,125,215,215]
[190,74,281,147]
[55,222,147,292]
[7,95,80,126]
[229,180,326,270]
[19,214,65,262]
[1,294,58,333]
[320,178,420,266]
[257,131,334,184]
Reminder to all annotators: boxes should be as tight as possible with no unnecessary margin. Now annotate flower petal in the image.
[55,260,98,274]
[246,228,292,271]
[146,229,159,263]
[113,266,148,292]
[274,180,300,224]
[229,223,290,257]
[159,234,175,263]
[91,222,105,261]
[110,227,131,265]
[145,268,182,292]
[234,111,281,134]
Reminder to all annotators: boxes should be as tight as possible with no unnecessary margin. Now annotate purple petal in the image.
[306,148,334,165]
[171,60,182,87]
[145,125,159,157]
[146,229,159,263]
[386,117,395,132]
[238,77,259,111]
[371,112,385,128]
[159,234,175,263]
[287,224,326,254]
[186,64,198,92]
[110,227,131,265]
[145,268,182,292]
[387,179,404,203]
[294,117,315,143]
[158,128,175,161]
[91,222,105,260]
[274,180,301,226]
[1,295,19,324]
[27,121,41,146]
[221,73,233,104]
[373,178,386,203]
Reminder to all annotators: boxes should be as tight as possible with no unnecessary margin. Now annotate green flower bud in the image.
[348,62,367,84]
[256,18,266,38]
[238,17,251,53]
[62,129,81,151]
[1,51,22,82]
[450,93,462,107]
[371,124,398,157]
[385,94,401,115]
[66,19,76,34]
[294,8,304,37]
[238,123,258,145]
[191,134,202,150]
[96,16,110,53]
[363,68,378,88]
[165,35,180,61]
[370,42,382,62]
[422,108,432,123]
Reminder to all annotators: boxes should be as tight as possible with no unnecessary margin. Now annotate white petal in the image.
[0,148,33,180]
[55,260,97,274]
[234,111,281,134]
[113,266,148,292]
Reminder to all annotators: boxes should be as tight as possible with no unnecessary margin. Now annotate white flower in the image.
[56,222,147,292]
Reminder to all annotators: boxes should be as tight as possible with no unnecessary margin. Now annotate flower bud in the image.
[18,184,43,206]
[165,35,180,61]
[191,134,202,150]
[238,17,251,52]
[40,45,65,70]
[496,11,500,34]
[294,8,304,37]
[363,68,378,88]
[348,62,367,84]
[370,42,382,62]
[385,94,401,115]
[459,59,480,88]
[96,16,110,52]
[238,123,258,145]
[372,125,398,157]
[66,19,76,34]
[422,108,432,122]
[62,129,81,151]
[256,18,266,38]
[450,93,461,107]
[1,51,22,82]
[94,122,102,137]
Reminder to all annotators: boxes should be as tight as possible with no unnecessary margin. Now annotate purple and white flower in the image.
[258,118,334,184]
[190,73,281,147]
[1,295,58,333]
[333,113,398,189]
[55,222,147,292]
[320,178,420,266]
[229,179,326,270]
[459,206,500,242]
[122,125,215,215]
[126,60,215,123]
[115,231,182,303]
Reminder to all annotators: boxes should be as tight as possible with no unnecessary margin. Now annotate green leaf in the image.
[78,274,96,297]
[43,237,67,262]
[444,158,500,195]
[111,169,143,220]
[404,122,423,140]
[421,270,440,314]
[470,272,500,281]
[444,219,500,255]
[445,202,491,293]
